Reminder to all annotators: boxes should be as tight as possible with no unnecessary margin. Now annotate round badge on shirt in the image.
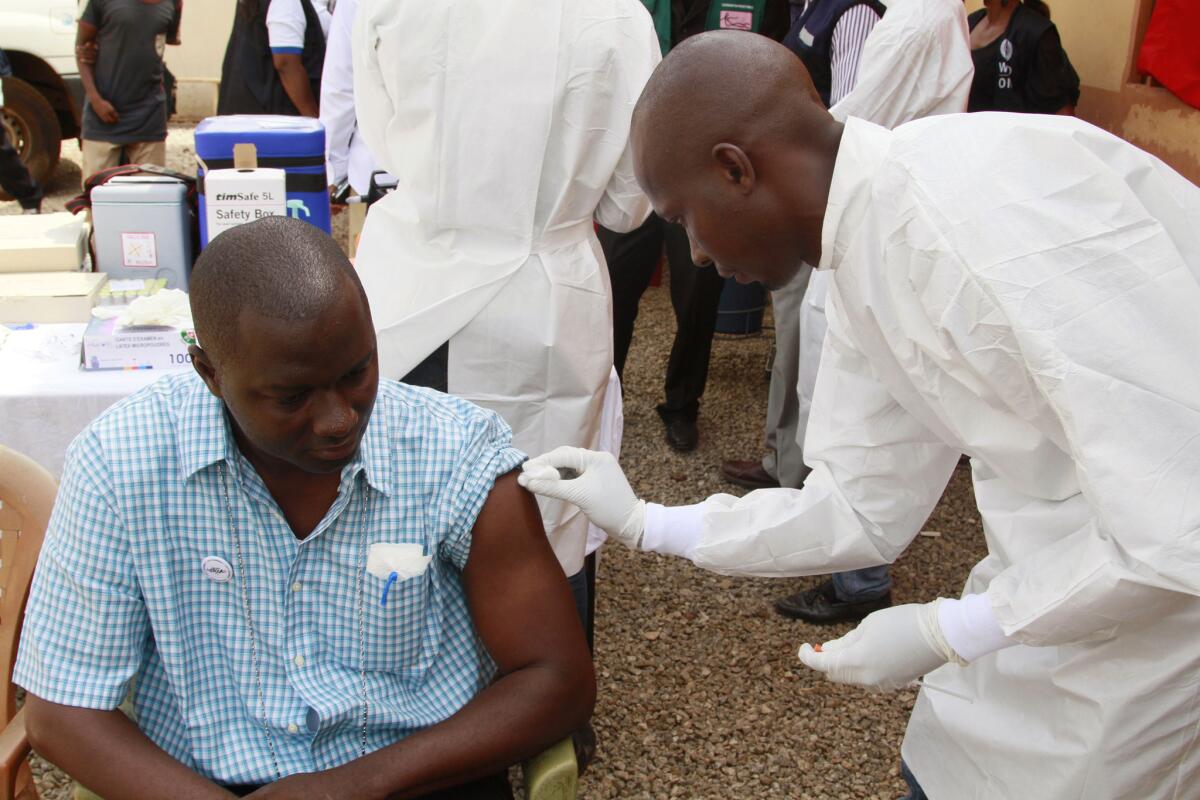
[202,556,234,583]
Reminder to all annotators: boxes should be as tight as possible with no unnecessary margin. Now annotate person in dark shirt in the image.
[968,0,1080,114]
[217,0,327,117]
[75,0,180,185]
[0,48,43,213]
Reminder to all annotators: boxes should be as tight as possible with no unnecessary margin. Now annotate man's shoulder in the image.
[373,380,516,453]
[887,113,1104,179]
[873,115,1155,271]
[71,371,205,472]
[370,382,526,567]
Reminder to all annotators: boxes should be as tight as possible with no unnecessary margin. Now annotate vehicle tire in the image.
[0,76,62,200]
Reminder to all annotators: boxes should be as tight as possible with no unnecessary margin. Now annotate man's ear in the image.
[189,345,223,399]
[712,143,756,195]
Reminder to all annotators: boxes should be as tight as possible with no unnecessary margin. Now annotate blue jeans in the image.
[832,565,891,602]
[901,761,928,800]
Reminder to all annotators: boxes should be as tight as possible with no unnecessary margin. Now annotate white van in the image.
[0,1,84,192]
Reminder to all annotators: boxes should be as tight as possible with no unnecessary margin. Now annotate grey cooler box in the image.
[91,175,193,289]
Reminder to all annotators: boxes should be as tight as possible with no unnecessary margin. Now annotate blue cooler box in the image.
[195,116,331,246]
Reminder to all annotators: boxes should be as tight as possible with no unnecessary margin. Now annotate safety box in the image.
[91,176,194,289]
[195,115,331,247]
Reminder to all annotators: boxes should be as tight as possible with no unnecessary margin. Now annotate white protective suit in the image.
[352,0,660,574]
[680,114,1200,797]
[794,0,974,456]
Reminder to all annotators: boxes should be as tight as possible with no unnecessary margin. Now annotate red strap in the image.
[65,164,198,215]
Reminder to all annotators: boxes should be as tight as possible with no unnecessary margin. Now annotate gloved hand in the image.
[518,447,645,549]
[796,600,966,691]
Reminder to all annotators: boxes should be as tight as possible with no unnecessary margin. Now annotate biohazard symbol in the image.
[286,199,312,220]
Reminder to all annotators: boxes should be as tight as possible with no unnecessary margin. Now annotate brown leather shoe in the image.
[721,459,780,490]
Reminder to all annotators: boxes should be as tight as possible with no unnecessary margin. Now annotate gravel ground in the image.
[5,126,988,798]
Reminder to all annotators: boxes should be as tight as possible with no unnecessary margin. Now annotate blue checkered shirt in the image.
[14,372,525,784]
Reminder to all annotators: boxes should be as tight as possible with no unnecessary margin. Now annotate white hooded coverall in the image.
[667,113,1200,798]
[352,0,660,574]
[319,0,379,196]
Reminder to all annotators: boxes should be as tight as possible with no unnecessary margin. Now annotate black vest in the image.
[218,0,325,116]
[783,0,885,106]
[967,5,1079,114]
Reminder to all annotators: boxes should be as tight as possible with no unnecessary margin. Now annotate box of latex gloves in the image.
[81,287,197,371]
[203,168,287,242]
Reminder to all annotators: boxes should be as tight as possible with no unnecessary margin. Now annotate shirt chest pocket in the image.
[312,530,440,676]
[356,570,436,674]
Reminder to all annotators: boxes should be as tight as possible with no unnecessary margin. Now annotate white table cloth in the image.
[0,324,184,475]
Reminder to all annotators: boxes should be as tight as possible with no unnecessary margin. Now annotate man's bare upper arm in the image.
[461,471,591,680]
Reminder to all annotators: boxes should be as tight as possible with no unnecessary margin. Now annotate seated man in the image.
[16,216,594,799]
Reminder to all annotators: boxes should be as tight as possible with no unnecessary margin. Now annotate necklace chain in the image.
[219,462,370,781]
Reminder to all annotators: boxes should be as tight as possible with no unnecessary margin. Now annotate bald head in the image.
[633,31,829,188]
[630,31,843,289]
[190,215,367,366]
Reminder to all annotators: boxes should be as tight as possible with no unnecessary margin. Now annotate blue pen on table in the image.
[380,570,399,607]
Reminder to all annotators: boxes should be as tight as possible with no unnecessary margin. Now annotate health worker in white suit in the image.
[352,0,660,580]
[319,0,381,197]
[520,25,1200,800]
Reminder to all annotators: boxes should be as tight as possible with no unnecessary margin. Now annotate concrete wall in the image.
[163,0,236,119]
[967,0,1200,183]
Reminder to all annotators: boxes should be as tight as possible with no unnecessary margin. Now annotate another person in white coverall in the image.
[351,0,660,611]
[521,29,1200,800]
[771,0,971,625]
[318,0,382,198]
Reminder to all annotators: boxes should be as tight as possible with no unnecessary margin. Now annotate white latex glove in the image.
[518,447,645,549]
[796,600,966,691]
[92,288,193,327]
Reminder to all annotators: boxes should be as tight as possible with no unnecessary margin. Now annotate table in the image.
[0,323,188,475]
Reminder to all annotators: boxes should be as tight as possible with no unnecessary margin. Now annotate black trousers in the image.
[0,123,42,210]
[226,773,513,799]
[598,214,725,423]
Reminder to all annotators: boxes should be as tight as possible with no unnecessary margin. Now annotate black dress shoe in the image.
[663,416,699,452]
[774,579,892,624]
